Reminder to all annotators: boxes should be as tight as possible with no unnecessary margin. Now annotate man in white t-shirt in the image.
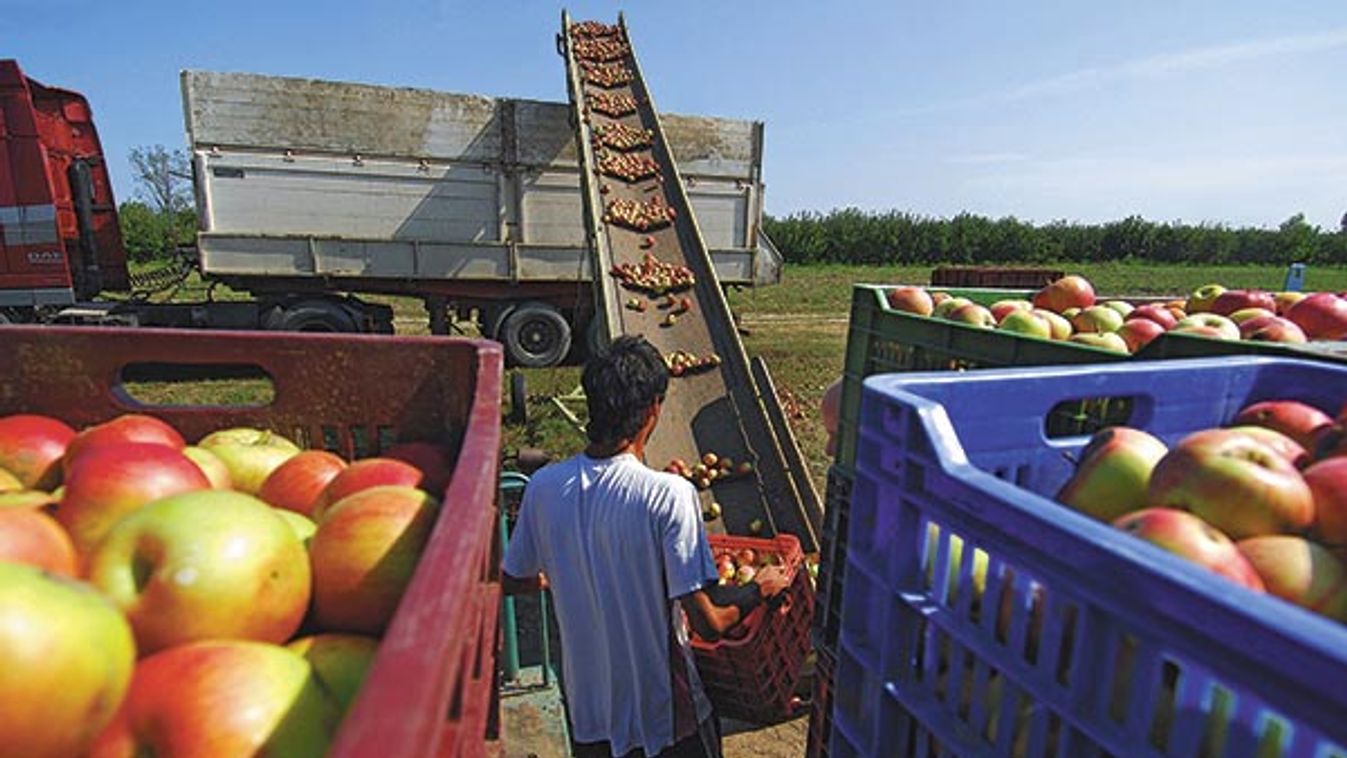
[503,335,789,758]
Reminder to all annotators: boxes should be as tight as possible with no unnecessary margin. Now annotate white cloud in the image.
[902,27,1347,116]
[945,152,1028,165]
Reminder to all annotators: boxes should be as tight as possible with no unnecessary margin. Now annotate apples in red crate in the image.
[88,490,311,654]
[58,442,212,561]
[0,507,77,576]
[0,413,74,490]
[181,445,233,490]
[64,413,185,473]
[287,633,379,716]
[311,457,424,521]
[198,427,300,496]
[259,449,348,518]
[383,441,455,496]
[89,640,340,758]
[310,485,440,635]
[0,562,136,758]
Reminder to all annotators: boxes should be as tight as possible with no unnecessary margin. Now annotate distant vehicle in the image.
[0,61,782,366]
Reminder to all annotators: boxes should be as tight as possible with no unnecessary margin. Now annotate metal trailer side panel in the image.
[182,70,780,287]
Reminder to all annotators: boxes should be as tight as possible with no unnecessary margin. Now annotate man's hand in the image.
[754,565,790,602]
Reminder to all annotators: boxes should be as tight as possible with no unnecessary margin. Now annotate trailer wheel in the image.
[500,302,571,367]
[264,300,360,333]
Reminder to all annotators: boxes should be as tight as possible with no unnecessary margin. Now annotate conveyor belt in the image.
[561,12,821,550]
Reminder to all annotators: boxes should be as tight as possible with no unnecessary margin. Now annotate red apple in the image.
[1285,292,1347,340]
[933,296,972,319]
[1057,427,1168,521]
[0,507,77,576]
[384,441,454,496]
[1226,307,1276,326]
[1114,508,1264,591]
[1032,275,1095,314]
[1233,400,1333,451]
[181,446,233,490]
[1225,426,1310,469]
[311,457,424,521]
[1304,458,1347,546]
[0,414,75,490]
[258,450,348,518]
[887,286,934,316]
[1313,422,1347,462]
[1126,304,1178,330]
[58,442,212,560]
[88,490,311,654]
[88,640,340,758]
[286,633,379,715]
[310,485,439,635]
[0,562,135,758]
[1148,429,1314,539]
[947,302,996,328]
[1210,289,1276,317]
[1116,318,1166,353]
[64,414,185,473]
[989,299,1032,323]
[1243,316,1308,344]
[1236,535,1347,621]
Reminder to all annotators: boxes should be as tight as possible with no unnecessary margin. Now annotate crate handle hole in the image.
[117,363,276,408]
[1043,396,1137,439]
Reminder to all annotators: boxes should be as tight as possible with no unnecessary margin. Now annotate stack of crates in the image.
[830,357,1347,757]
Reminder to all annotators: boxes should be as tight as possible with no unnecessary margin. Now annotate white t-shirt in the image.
[503,452,719,756]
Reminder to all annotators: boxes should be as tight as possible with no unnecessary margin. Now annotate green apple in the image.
[1227,307,1276,325]
[287,633,379,715]
[203,441,299,496]
[1057,427,1168,522]
[1032,309,1073,340]
[181,445,233,490]
[989,299,1033,323]
[1069,332,1129,353]
[1186,284,1227,314]
[1070,305,1125,334]
[1100,300,1134,318]
[89,490,311,654]
[198,427,300,452]
[933,296,972,319]
[0,562,135,758]
[998,309,1052,339]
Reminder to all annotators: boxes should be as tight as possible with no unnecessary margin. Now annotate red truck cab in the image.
[0,59,128,318]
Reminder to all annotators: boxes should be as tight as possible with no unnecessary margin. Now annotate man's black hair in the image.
[582,335,669,445]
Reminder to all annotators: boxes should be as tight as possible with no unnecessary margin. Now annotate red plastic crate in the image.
[692,533,815,724]
[0,326,503,758]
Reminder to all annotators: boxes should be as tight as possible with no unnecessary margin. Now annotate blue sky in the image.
[7,1,1347,229]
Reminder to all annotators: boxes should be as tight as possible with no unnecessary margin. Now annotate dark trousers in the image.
[571,715,722,758]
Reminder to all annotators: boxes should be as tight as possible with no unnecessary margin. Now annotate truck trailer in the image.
[0,60,782,366]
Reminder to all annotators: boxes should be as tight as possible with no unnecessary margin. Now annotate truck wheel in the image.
[500,302,571,368]
[264,300,360,333]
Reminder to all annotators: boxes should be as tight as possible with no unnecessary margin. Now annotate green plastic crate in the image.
[1138,330,1347,365]
[834,285,1131,471]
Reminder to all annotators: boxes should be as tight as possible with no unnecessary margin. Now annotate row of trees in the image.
[763,208,1347,266]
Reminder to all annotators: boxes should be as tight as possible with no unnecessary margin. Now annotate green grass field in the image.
[124,260,1347,491]
[506,261,1347,489]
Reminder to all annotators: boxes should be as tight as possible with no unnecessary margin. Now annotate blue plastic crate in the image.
[832,357,1347,758]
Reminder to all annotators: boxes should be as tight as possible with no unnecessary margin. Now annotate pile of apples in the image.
[664,452,754,491]
[610,251,694,294]
[886,275,1347,354]
[664,349,722,377]
[581,61,633,89]
[592,122,652,151]
[1055,398,1347,622]
[604,197,677,232]
[0,411,455,757]
[570,20,623,39]
[571,36,631,63]
[713,544,781,588]
[598,150,659,182]
[586,91,638,119]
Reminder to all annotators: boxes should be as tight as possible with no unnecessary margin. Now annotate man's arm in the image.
[681,565,790,642]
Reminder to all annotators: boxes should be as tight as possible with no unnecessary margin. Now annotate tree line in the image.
[763,208,1347,266]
